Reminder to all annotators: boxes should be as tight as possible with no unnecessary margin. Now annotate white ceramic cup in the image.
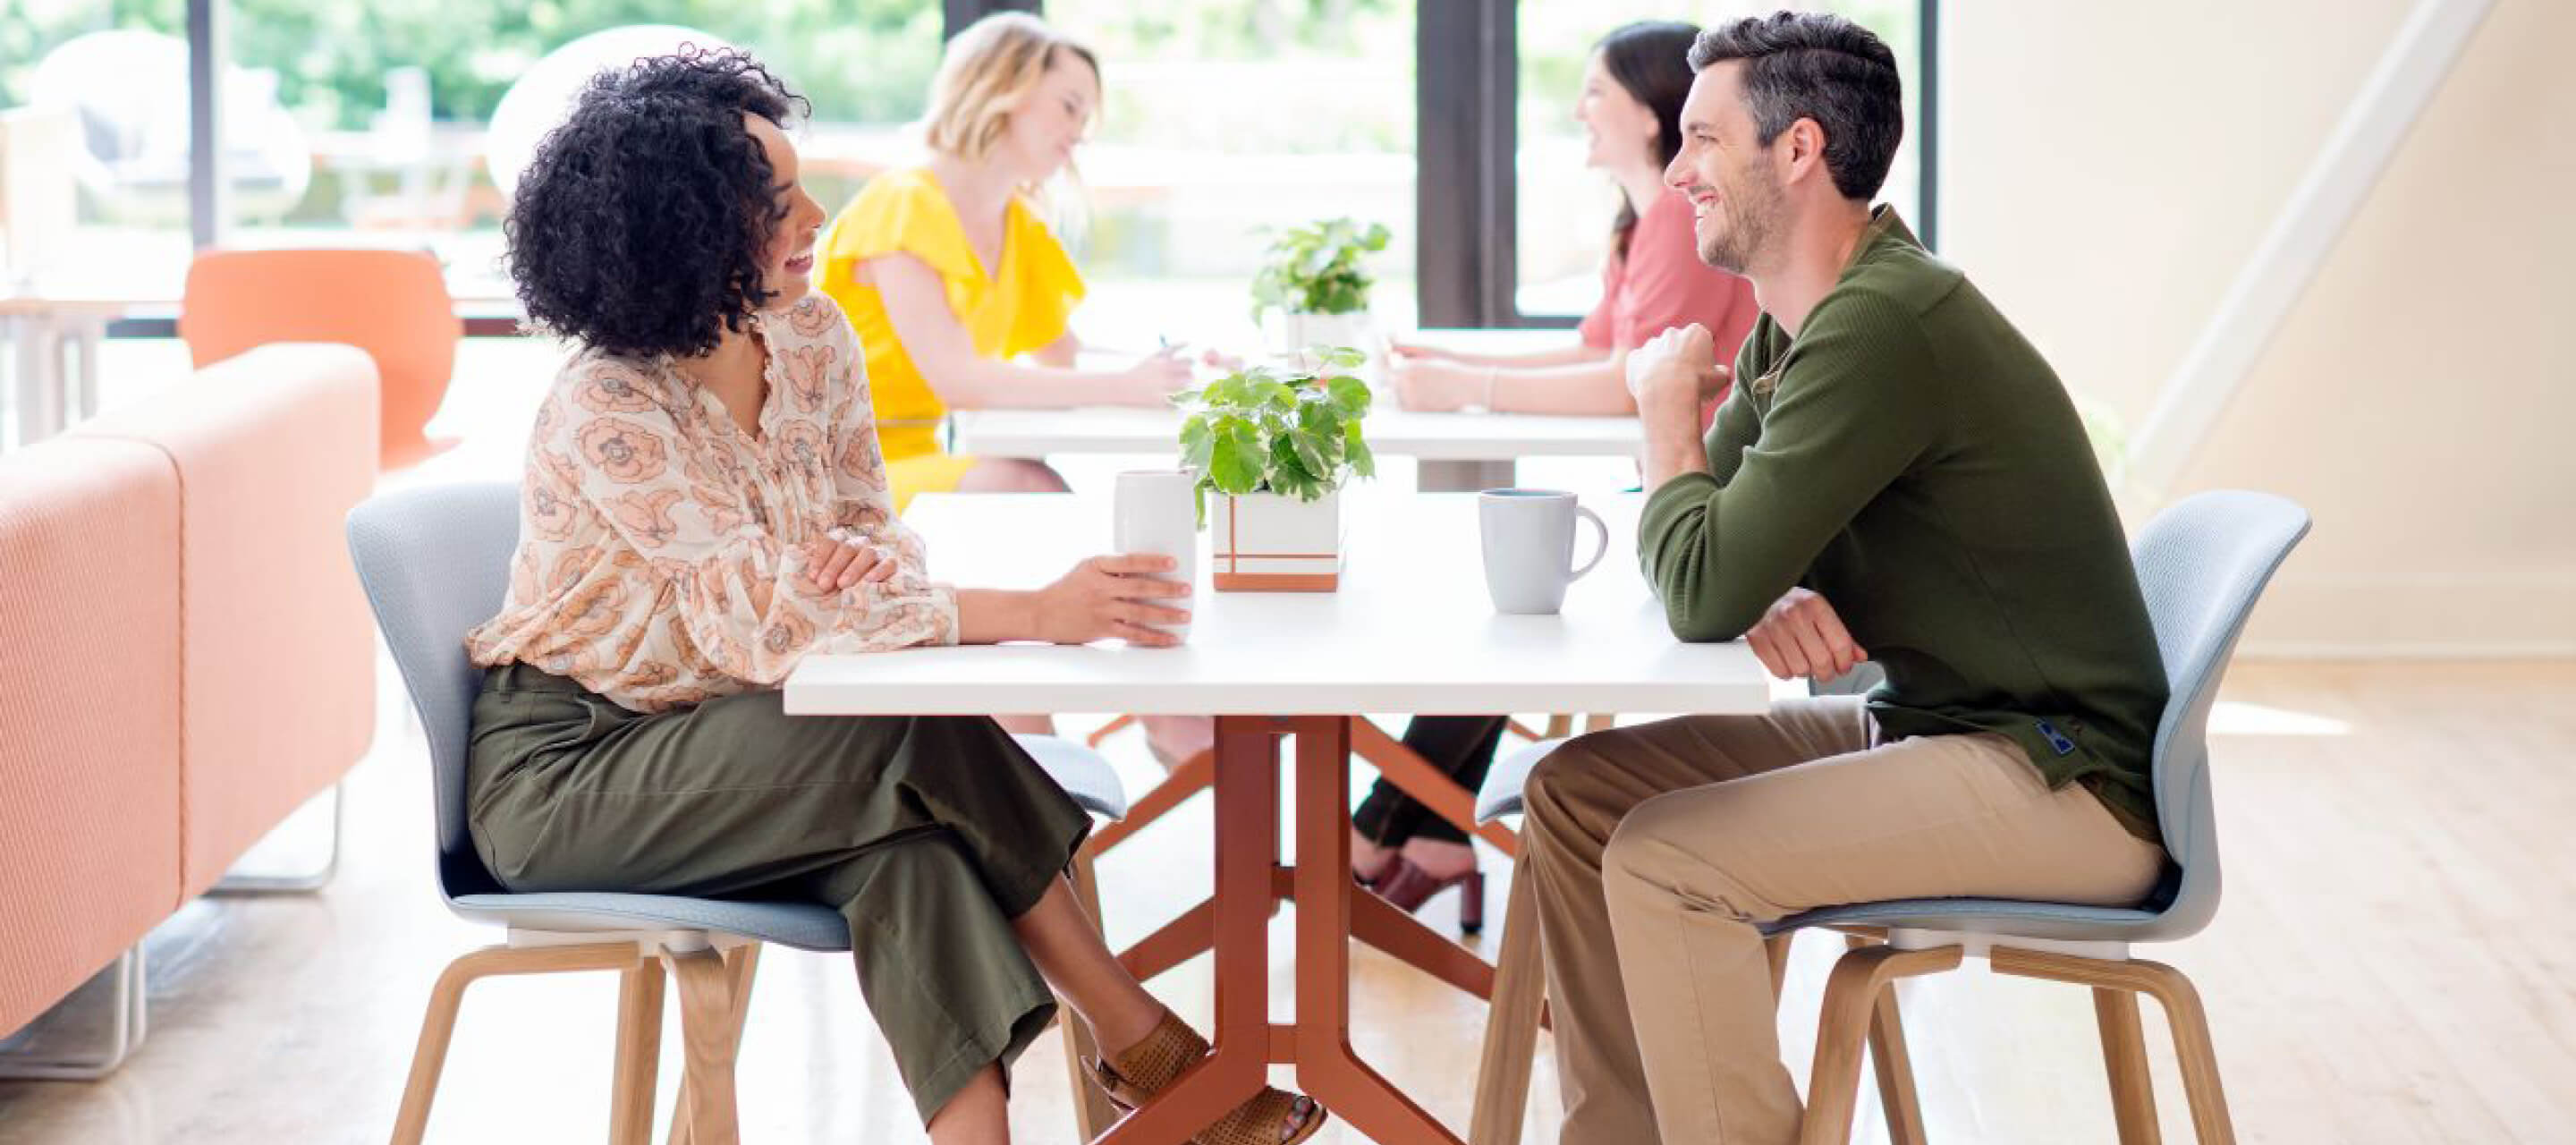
[1479,488,1609,615]
[1114,469,1199,641]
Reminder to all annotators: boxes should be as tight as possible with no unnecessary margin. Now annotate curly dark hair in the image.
[504,47,812,359]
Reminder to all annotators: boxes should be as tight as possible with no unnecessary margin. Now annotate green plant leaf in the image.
[1210,433,1264,495]
[1326,374,1373,416]
[1345,423,1376,479]
[1320,345,1367,370]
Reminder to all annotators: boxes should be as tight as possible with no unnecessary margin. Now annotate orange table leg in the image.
[1292,716,1463,1144]
[1091,717,1279,1143]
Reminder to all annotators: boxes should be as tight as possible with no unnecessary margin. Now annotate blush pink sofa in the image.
[0,344,379,1064]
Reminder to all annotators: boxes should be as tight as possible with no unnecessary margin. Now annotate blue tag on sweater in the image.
[2036,720,2078,757]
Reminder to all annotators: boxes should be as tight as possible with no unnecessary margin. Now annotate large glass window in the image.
[1045,1,1416,355]
[1,1,195,296]
[208,1,945,301]
[1515,1,1924,320]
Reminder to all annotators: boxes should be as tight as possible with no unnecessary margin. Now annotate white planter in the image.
[1209,489,1344,592]
[1278,310,1372,368]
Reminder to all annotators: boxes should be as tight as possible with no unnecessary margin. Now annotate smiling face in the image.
[1574,49,1660,173]
[1000,47,1099,184]
[742,112,827,307]
[1666,61,1785,276]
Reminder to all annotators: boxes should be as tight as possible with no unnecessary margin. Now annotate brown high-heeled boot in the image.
[1084,1009,1327,1144]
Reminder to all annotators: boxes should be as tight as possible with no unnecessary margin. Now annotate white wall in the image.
[1940,0,2575,656]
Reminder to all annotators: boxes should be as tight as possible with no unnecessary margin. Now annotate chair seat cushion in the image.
[1771,897,2165,944]
[1013,734,1129,820]
[450,892,853,952]
[1477,738,1565,823]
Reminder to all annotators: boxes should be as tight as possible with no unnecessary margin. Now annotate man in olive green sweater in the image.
[1521,13,2172,1145]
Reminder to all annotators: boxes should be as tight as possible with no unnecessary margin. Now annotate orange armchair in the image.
[180,248,463,471]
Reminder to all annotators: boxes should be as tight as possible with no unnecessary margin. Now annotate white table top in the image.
[784,491,1767,717]
[951,404,1644,463]
[953,327,1640,462]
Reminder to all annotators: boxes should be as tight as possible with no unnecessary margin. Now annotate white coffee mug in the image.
[1479,488,1608,615]
[1114,470,1199,641]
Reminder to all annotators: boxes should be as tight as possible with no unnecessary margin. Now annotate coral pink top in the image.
[1579,190,1758,409]
[466,294,957,712]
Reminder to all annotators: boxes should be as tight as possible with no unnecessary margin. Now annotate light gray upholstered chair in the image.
[350,481,1130,1145]
[1466,490,2309,1145]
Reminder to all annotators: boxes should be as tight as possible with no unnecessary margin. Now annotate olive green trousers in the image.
[466,663,1094,1124]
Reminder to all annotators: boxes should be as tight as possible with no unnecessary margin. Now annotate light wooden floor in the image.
[3,660,2571,1142]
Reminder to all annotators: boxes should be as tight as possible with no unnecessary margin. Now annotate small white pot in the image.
[1209,488,1343,592]
[1279,310,1372,368]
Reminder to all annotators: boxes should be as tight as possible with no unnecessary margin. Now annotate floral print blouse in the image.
[465,293,958,712]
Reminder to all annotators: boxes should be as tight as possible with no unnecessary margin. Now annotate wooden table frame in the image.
[1091,715,1480,1144]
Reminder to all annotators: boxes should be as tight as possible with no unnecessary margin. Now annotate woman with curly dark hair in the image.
[465,47,1323,1144]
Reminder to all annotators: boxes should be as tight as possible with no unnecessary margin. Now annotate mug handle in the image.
[1568,506,1610,581]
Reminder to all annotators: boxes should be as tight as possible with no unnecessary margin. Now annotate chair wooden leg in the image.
[1062,857,1123,1141]
[1468,863,1546,1145]
[2094,986,2163,1144]
[664,948,744,1145]
[1541,714,1573,740]
[1801,944,1962,1145]
[666,945,761,1145]
[1580,713,1617,734]
[1991,949,2235,1145]
[2133,961,2235,1145]
[389,943,646,1145]
[1842,936,1930,1145]
[611,960,667,1145]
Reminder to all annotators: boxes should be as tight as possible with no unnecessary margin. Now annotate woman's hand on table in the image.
[798,531,899,594]
[1385,338,1454,365]
[1121,346,1198,404]
[1388,354,1484,411]
[1031,555,1194,647]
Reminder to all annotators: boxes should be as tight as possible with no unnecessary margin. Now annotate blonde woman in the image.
[818,12,1191,511]
[821,13,1214,768]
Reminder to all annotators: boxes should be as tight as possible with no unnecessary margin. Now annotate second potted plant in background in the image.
[1250,217,1390,367]
[1175,347,1376,591]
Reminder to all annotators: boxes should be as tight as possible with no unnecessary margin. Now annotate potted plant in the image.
[1250,217,1391,367]
[1174,348,1376,592]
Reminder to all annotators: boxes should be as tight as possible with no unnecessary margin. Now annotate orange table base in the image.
[1092,716,1469,1145]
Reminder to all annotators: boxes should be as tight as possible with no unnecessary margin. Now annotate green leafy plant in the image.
[1175,347,1377,514]
[1249,217,1391,323]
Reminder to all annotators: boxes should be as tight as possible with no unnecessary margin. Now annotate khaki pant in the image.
[1522,698,2165,1144]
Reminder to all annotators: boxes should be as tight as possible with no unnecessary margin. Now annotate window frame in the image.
[152,0,1936,337]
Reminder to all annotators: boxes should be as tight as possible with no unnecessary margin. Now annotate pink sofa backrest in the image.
[74,343,382,895]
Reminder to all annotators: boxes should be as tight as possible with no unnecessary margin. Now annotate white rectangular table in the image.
[950,329,1641,493]
[786,492,1766,1144]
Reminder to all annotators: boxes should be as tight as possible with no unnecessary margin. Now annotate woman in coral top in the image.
[818,13,1192,512]
[468,48,1320,1144]
[1385,21,1755,418]
[1356,21,1758,925]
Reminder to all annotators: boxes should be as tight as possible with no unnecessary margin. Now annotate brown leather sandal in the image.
[1084,1008,1327,1144]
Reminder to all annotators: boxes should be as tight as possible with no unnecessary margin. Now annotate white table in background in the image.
[953,327,1636,492]
[785,492,1763,1144]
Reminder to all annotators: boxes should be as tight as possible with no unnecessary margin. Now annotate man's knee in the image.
[1602,788,1767,924]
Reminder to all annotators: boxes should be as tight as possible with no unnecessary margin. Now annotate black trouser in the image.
[1351,715,1512,846]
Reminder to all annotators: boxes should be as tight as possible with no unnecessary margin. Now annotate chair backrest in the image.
[2133,490,2310,937]
[181,248,462,467]
[345,482,520,898]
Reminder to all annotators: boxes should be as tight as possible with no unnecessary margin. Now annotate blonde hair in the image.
[923,13,1101,165]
